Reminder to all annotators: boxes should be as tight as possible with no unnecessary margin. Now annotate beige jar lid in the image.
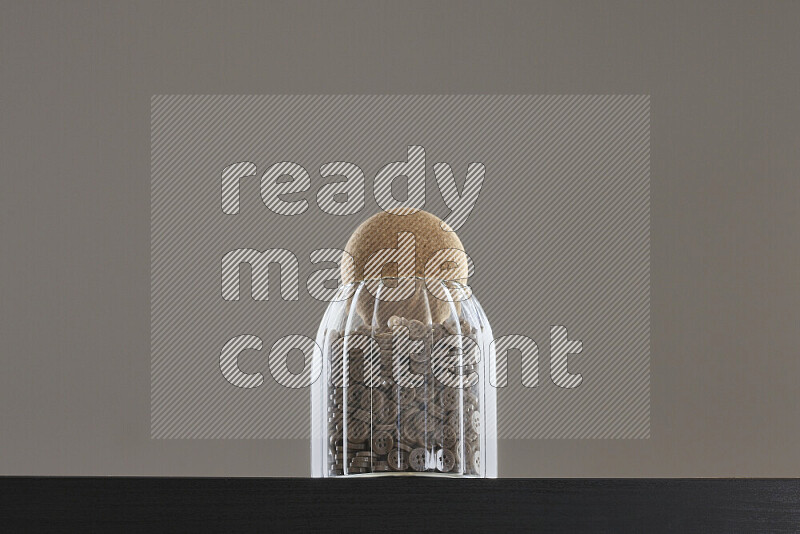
[341,208,469,285]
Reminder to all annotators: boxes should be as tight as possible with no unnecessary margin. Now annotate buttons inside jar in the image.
[325,310,482,477]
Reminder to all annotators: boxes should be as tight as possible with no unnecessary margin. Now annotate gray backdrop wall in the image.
[1,0,798,476]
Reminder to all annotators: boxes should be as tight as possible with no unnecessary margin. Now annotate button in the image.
[387,449,408,471]
[409,344,430,363]
[470,410,481,434]
[346,440,366,450]
[391,384,416,405]
[346,386,362,405]
[408,448,428,472]
[372,390,388,411]
[459,318,473,335]
[441,388,460,409]
[375,333,393,350]
[443,317,460,335]
[372,432,393,455]
[464,391,479,407]
[350,457,372,468]
[377,405,397,424]
[436,448,455,473]
[347,420,370,442]
[351,408,370,422]
[441,425,457,449]
[373,461,391,472]
[387,316,406,329]
[429,403,446,418]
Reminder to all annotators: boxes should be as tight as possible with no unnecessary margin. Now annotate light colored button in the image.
[387,316,406,329]
[436,448,455,473]
[408,448,428,472]
[470,410,481,433]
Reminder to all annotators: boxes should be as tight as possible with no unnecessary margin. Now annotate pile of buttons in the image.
[326,315,482,476]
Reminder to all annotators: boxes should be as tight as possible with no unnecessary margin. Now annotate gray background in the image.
[1,0,798,476]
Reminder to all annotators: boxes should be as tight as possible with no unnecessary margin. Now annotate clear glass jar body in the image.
[311,278,497,477]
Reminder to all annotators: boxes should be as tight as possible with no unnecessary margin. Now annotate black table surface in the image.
[2,477,799,532]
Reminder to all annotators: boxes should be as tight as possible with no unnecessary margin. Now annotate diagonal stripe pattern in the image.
[151,95,650,440]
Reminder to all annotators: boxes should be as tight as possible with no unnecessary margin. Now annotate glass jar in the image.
[311,277,497,477]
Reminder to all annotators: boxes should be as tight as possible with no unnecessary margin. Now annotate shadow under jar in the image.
[311,277,497,478]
